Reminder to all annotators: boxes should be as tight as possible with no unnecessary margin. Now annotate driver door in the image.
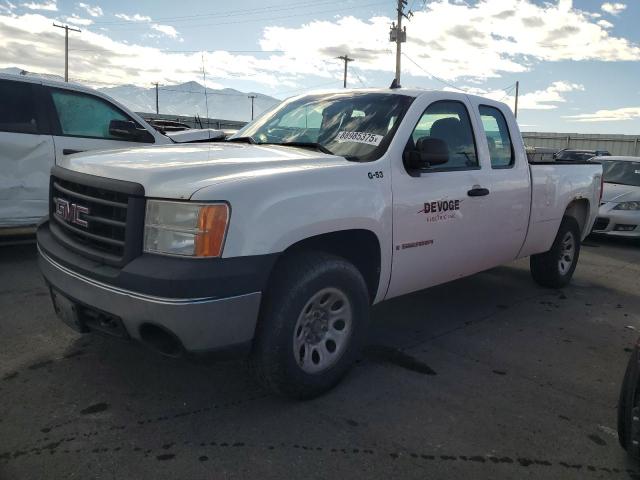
[386,94,492,299]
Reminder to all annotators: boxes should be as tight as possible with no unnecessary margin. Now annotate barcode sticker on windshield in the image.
[336,131,384,146]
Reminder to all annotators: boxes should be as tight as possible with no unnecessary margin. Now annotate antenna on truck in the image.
[389,78,401,89]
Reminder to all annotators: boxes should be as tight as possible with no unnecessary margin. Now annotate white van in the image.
[0,73,222,233]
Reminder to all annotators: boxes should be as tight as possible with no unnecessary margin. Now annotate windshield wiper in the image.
[270,142,335,155]
[226,136,256,144]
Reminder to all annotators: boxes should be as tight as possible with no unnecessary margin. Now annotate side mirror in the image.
[404,137,449,170]
[109,119,154,143]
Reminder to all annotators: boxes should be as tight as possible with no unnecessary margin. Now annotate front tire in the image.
[251,251,370,399]
[530,216,581,288]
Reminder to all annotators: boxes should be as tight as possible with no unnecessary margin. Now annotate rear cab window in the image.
[0,79,40,134]
[479,105,514,168]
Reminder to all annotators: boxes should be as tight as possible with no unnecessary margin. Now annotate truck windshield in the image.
[229,92,414,161]
[601,160,640,187]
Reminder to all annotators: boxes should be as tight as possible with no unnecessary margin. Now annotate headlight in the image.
[144,200,229,257]
[613,201,640,211]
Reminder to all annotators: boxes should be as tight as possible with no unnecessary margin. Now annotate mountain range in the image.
[0,68,280,122]
[99,82,280,122]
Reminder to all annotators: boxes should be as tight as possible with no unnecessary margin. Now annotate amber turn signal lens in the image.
[194,204,229,257]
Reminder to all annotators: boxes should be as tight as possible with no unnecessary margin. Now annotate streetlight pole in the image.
[153,82,159,114]
[514,81,520,119]
[248,94,257,120]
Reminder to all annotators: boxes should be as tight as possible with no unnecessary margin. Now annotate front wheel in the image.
[530,216,581,288]
[251,251,370,399]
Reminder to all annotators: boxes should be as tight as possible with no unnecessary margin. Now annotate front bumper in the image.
[37,222,276,354]
[592,204,640,238]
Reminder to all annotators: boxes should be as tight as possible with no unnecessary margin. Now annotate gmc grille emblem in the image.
[54,198,89,228]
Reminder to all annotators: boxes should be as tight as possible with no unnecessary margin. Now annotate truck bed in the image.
[518,162,602,258]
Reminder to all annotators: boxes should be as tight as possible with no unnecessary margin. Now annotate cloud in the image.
[446,81,584,110]
[0,13,295,89]
[22,0,56,10]
[260,0,640,81]
[564,107,640,122]
[114,13,151,22]
[601,2,626,15]
[0,1,16,12]
[151,23,178,38]
[66,14,92,26]
[0,0,639,96]
[77,2,102,17]
[597,19,614,29]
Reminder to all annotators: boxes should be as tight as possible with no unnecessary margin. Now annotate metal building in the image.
[522,132,640,157]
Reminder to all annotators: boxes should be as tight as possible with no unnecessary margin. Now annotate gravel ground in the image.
[1,235,639,479]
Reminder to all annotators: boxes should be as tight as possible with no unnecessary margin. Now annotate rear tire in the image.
[251,251,370,400]
[530,216,581,288]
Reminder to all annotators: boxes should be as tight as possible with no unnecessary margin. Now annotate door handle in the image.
[467,187,490,197]
[63,149,84,155]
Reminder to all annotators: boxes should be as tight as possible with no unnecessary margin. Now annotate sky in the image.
[0,0,639,133]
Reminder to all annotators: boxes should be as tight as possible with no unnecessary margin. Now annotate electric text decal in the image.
[418,199,462,223]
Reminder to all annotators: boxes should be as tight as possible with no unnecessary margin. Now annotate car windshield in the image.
[601,160,640,186]
[229,92,414,161]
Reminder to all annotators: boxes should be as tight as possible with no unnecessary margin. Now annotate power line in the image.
[69,48,286,54]
[100,1,390,31]
[498,84,517,102]
[93,0,361,25]
[401,52,466,92]
[273,80,340,97]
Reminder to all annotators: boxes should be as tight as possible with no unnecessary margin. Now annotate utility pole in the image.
[153,82,159,114]
[53,23,81,82]
[337,55,354,88]
[389,0,411,86]
[514,81,519,119]
[248,95,257,120]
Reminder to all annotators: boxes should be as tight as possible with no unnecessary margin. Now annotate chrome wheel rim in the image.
[558,231,575,275]
[292,287,353,374]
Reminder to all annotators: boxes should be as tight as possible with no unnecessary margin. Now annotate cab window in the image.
[408,100,478,171]
[479,105,514,168]
[0,80,39,134]
[50,89,143,141]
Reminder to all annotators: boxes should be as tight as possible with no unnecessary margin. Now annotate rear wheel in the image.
[251,251,370,399]
[530,216,581,288]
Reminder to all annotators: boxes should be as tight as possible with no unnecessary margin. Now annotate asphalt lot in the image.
[1,236,639,479]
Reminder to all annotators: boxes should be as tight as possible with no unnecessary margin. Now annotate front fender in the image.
[191,160,393,299]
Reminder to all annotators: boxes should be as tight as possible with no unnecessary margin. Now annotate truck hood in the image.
[59,143,350,198]
[602,182,640,203]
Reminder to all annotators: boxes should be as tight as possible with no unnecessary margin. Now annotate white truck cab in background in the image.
[0,73,223,233]
[36,88,603,398]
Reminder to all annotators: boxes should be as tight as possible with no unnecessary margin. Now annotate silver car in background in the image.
[591,156,640,238]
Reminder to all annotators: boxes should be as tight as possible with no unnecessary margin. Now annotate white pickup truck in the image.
[36,88,602,398]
